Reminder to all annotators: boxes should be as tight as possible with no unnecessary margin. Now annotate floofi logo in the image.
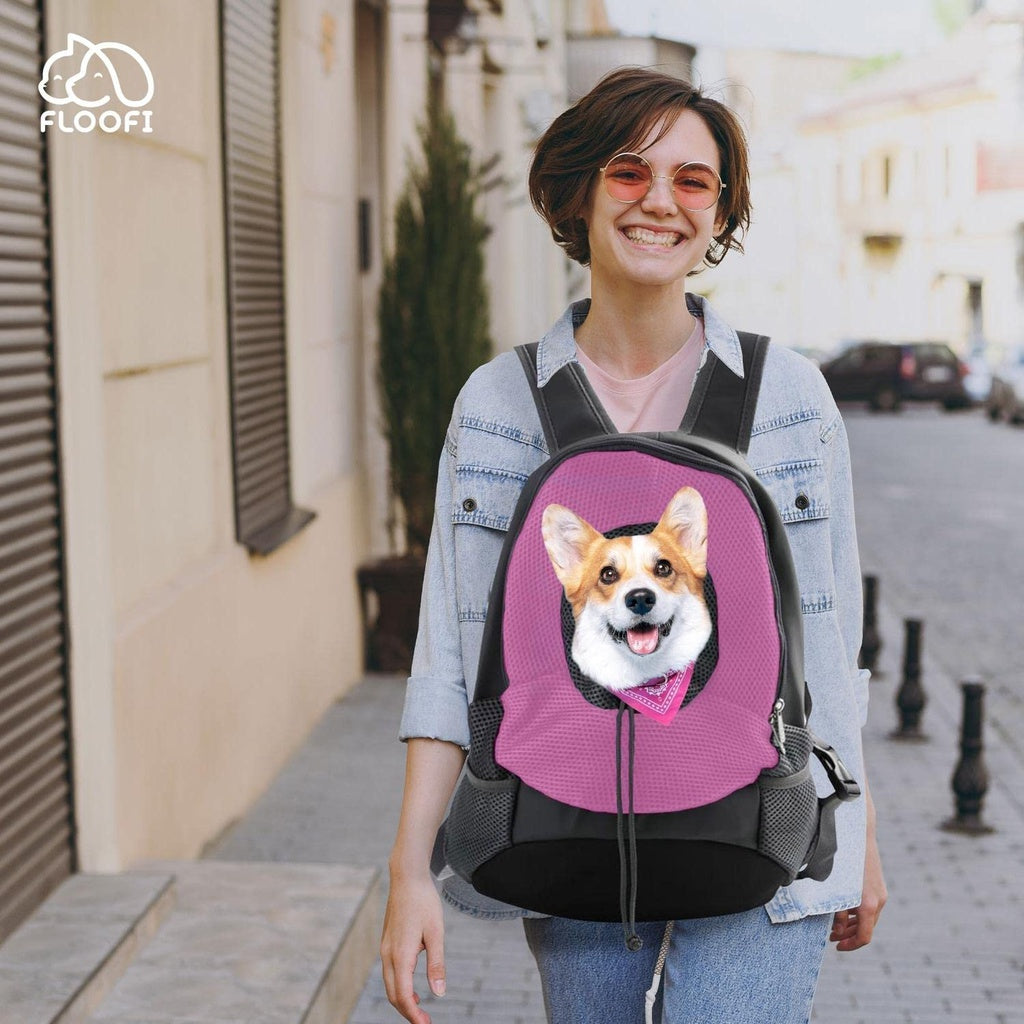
[39,33,154,134]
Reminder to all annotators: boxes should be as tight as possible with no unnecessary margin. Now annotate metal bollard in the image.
[942,679,995,835]
[891,618,928,741]
[859,574,881,674]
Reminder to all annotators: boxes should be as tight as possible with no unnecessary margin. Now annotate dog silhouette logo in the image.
[38,33,154,134]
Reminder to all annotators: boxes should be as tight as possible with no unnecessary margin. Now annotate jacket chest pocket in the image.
[755,458,835,615]
[755,458,830,525]
[450,424,545,622]
[453,464,529,533]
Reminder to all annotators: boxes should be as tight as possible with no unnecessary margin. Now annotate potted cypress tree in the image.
[358,98,492,672]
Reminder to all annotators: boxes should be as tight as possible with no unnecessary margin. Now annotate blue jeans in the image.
[523,909,832,1024]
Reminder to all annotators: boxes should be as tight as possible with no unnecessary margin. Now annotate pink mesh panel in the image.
[495,449,781,814]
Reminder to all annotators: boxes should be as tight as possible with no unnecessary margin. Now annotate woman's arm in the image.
[383,423,472,1023]
[820,401,888,948]
[382,738,466,1024]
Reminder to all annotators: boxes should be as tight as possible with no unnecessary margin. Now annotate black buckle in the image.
[812,740,861,801]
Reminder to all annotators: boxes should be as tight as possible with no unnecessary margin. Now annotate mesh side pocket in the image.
[758,771,819,877]
[763,723,813,778]
[468,698,509,780]
[445,769,517,881]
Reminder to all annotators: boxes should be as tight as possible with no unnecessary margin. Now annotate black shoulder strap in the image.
[516,342,615,453]
[681,331,769,457]
[516,331,769,457]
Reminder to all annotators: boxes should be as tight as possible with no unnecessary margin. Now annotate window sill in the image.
[242,505,316,556]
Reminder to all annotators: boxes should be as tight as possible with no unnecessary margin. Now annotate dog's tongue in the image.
[626,625,659,656]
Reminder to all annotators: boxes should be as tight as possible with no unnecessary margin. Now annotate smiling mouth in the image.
[608,618,674,656]
[622,227,683,247]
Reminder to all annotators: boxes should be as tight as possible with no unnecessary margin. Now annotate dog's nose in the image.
[625,588,656,616]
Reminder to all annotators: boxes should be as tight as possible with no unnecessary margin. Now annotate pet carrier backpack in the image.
[439,332,860,949]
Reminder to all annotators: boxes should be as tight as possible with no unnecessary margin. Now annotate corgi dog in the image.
[542,486,712,693]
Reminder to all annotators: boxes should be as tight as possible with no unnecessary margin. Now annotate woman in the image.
[381,67,887,1024]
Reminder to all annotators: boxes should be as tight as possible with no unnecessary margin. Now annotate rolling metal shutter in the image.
[220,0,313,554]
[0,0,76,943]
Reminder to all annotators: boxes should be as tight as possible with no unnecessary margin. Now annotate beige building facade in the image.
[44,0,427,875]
[0,0,583,939]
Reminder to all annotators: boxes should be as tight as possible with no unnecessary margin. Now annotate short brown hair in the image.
[528,67,751,269]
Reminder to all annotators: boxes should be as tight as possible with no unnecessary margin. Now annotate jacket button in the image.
[462,497,478,513]
[794,493,810,511]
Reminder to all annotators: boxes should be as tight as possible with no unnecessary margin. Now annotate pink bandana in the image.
[617,663,695,725]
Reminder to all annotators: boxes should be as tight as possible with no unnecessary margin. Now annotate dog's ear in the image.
[657,487,708,577]
[542,504,600,586]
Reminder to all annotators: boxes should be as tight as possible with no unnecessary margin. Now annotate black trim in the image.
[472,839,788,921]
[513,779,760,847]
[516,342,614,453]
[737,335,770,455]
[683,332,769,456]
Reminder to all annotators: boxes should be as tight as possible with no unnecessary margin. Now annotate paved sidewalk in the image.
[810,597,1023,1024]
[211,597,1023,1023]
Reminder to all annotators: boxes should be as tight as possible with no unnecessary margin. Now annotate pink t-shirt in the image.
[574,318,705,432]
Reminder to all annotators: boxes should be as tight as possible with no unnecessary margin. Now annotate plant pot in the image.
[356,554,426,673]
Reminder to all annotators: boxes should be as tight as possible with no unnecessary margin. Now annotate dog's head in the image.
[541,487,711,690]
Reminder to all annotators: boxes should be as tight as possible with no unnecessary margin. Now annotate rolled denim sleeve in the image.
[822,401,871,727]
[398,424,472,747]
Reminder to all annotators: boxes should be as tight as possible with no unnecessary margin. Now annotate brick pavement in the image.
[213,607,1024,1023]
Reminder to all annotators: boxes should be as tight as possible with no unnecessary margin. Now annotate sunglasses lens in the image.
[673,164,721,209]
[603,155,653,202]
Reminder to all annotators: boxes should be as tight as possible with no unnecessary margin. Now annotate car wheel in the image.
[987,403,1002,421]
[870,387,901,412]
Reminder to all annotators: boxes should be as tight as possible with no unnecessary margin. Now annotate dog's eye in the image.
[599,565,619,585]
[654,559,673,577]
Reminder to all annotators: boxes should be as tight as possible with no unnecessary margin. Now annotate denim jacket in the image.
[400,294,869,924]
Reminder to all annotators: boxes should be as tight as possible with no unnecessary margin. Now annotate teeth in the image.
[623,227,681,246]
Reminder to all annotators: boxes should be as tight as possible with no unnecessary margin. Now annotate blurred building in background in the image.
[704,1,1024,359]
[798,2,1024,358]
[688,45,858,350]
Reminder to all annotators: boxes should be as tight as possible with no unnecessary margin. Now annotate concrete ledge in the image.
[304,869,381,1024]
[0,873,175,1024]
[85,861,380,1023]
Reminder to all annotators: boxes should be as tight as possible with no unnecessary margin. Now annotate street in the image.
[844,404,1024,794]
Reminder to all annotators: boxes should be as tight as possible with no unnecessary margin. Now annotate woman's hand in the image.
[381,738,466,1022]
[831,778,887,951]
[381,868,446,1023]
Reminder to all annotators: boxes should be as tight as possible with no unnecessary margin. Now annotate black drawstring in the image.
[616,704,642,951]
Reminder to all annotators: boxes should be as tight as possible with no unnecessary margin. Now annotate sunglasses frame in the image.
[599,152,726,211]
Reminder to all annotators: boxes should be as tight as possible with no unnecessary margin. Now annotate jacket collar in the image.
[535,292,745,388]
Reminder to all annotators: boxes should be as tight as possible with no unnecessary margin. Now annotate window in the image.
[220,0,313,553]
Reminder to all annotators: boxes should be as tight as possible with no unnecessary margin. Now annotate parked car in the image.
[820,340,971,412]
[986,350,1024,424]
